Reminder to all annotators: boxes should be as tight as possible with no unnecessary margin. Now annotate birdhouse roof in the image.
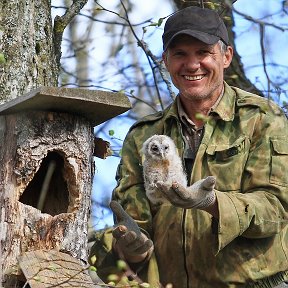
[0,87,131,126]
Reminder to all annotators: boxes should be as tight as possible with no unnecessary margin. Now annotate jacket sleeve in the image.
[215,107,288,252]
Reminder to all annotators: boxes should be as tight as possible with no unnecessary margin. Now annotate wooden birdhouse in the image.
[0,87,131,287]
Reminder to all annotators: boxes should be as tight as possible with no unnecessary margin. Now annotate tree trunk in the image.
[0,1,132,286]
[0,111,94,286]
[0,0,58,103]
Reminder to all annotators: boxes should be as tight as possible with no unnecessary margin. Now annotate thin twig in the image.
[229,1,288,32]
[200,0,204,8]
[259,24,271,99]
[140,41,176,101]
[96,0,175,108]
[37,160,56,211]
[52,6,152,27]
[259,24,282,114]
[119,0,165,110]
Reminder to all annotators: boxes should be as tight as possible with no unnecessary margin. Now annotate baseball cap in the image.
[162,6,229,51]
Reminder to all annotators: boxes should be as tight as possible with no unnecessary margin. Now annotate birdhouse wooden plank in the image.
[18,249,100,287]
[0,87,131,287]
[0,86,131,126]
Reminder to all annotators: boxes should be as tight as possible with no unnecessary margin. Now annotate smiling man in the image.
[90,6,288,288]
[163,35,233,123]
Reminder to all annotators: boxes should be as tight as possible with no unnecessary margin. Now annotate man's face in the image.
[163,35,233,103]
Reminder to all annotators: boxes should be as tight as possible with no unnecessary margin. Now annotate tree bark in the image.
[0,0,58,103]
[0,111,94,286]
[0,1,132,286]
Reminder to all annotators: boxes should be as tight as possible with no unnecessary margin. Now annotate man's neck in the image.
[179,98,212,127]
[179,87,224,127]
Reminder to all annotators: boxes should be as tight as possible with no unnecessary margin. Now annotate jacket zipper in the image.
[178,120,190,288]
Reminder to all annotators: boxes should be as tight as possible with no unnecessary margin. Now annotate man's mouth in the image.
[184,75,205,81]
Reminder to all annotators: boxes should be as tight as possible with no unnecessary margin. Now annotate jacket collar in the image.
[164,82,236,123]
[211,82,236,121]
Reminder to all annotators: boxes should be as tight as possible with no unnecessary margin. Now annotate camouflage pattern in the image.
[90,82,288,287]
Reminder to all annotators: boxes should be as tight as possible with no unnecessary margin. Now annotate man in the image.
[90,6,288,288]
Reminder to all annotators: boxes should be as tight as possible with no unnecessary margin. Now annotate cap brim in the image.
[163,29,220,51]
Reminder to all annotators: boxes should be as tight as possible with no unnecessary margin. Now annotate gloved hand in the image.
[156,176,216,209]
[110,201,154,263]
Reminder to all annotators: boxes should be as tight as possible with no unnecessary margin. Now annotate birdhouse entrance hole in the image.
[19,151,69,216]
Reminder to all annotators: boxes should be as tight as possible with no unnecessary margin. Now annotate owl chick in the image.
[141,135,187,205]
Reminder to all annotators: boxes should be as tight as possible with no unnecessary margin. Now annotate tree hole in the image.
[19,151,69,216]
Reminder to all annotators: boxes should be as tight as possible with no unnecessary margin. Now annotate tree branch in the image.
[53,0,88,70]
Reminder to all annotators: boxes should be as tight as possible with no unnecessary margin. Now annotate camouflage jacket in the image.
[91,83,288,288]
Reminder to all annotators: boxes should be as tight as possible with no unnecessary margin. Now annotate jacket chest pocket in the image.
[270,138,288,186]
[205,136,249,192]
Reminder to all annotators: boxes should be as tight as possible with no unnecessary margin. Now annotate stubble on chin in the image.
[180,83,223,102]
[180,88,210,101]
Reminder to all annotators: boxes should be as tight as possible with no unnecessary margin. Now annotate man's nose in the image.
[184,55,201,70]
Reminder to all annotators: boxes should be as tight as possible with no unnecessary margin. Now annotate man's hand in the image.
[156,176,216,210]
[110,201,154,263]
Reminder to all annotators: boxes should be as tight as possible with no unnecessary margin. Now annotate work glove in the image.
[156,176,216,209]
[110,201,154,263]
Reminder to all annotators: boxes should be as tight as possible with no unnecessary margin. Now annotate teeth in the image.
[184,75,204,81]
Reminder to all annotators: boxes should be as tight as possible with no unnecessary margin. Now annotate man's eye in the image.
[173,51,185,56]
[199,50,210,54]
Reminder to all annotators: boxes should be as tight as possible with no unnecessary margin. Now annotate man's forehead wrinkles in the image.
[169,41,216,51]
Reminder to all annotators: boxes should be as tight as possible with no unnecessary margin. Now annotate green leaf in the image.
[109,130,115,136]
[33,276,41,282]
[117,259,127,270]
[89,265,97,272]
[115,44,124,54]
[229,74,239,79]
[195,113,210,122]
[107,274,119,282]
[157,18,164,27]
[148,22,158,27]
[140,283,150,288]
[206,2,216,9]
[48,265,57,271]
[223,16,232,22]
[90,255,97,265]
[118,275,129,284]
[118,89,125,95]
[0,53,6,64]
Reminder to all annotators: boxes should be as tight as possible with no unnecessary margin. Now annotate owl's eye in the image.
[151,145,159,152]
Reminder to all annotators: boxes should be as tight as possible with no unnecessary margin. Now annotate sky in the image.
[52,0,288,230]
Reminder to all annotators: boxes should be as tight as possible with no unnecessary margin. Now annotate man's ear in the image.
[162,51,169,69]
[223,46,233,68]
